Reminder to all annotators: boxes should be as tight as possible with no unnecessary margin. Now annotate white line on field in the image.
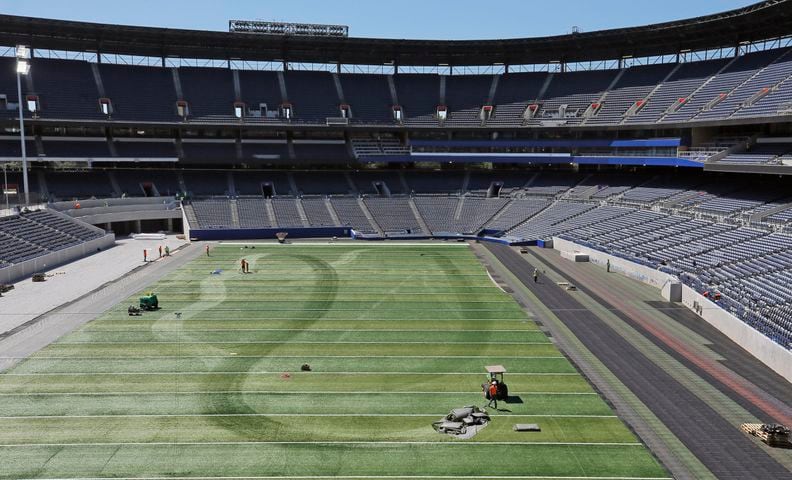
[0,414,618,419]
[0,441,643,447]
[0,391,597,396]
[77,329,538,333]
[4,356,567,359]
[55,341,552,345]
[23,477,675,480]
[25,476,675,480]
[1,372,579,377]
[218,243,470,247]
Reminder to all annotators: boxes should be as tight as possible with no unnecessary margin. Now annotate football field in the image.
[0,243,668,479]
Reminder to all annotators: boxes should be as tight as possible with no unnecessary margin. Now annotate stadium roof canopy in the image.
[0,1,791,66]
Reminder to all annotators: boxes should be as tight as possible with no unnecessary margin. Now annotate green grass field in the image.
[0,243,668,479]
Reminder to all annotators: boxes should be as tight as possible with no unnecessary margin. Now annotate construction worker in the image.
[533,268,539,283]
[486,380,499,409]
[164,245,170,257]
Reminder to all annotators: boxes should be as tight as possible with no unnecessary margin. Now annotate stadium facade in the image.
[1,2,792,363]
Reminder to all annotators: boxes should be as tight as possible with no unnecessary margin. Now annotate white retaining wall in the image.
[553,237,680,300]
[0,233,116,284]
[681,285,792,382]
[553,236,792,383]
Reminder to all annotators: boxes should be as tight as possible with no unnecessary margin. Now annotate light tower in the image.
[15,45,31,205]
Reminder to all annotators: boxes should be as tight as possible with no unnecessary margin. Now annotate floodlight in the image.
[15,45,29,60]
[16,60,30,75]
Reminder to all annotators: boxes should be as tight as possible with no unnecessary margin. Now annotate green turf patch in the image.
[0,244,665,479]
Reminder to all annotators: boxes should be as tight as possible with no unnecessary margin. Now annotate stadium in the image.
[0,0,791,478]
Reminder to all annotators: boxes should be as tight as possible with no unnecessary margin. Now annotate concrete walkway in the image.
[0,235,187,336]
[0,236,200,372]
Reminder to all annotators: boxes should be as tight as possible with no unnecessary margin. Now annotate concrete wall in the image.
[0,233,116,284]
[190,227,351,241]
[553,236,792,383]
[553,236,680,300]
[681,285,792,383]
[76,209,182,225]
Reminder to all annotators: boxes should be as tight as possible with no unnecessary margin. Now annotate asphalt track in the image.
[485,243,791,480]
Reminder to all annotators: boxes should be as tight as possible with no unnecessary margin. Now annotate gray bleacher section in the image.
[237,199,271,229]
[301,198,338,227]
[415,196,511,234]
[98,63,177,121]
[283,71,341,122]
[523,173,581,197]
[31,59,105,120]
[179,67,236,121]
[294,172,351,195]
[234,171,291,196]
[662,49,787,123]
[237,70,283,121]
[527,69,618,126]
[624,58,730,124]
[189,199,233,228]
[696,49,792,121]
[485,198,550,232]
[719,142,791,165]
[489,73,548,126]
[443,75,493,126]
[330,197,377,233]
[0,209,105,267]
[394,74,440,126]
[364,197,423,234]
[339,74,394,124]
[271,198,304,227]
[183,170,230,196]
[404,172,465,193]
[46,171,114,199]
[586,63,675,125]
[114,169,181,197]
[5,46,792,128]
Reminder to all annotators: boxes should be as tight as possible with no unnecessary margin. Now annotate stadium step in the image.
[229,200,241,228]
[324,198,342,226]
[407,197,431,234]
[295,198,310,227]
[357,197,383,235]
[265,199,277,227]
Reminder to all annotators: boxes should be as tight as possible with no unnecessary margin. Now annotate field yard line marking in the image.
[0,391,598,396]
[219,243,470,247]
[86,318,532,321]
[25,477,675,480]
[0,414,619,419]
[1,372,579,376]
[0,441,644,447]
[55,341,552,345]
[5,355,567,359]
[486,269,508,294]
[76,329,538,333]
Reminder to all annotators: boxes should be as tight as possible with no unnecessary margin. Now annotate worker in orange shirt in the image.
[486,380,499,409]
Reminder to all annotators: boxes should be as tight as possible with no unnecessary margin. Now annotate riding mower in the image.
[139,293,159,311]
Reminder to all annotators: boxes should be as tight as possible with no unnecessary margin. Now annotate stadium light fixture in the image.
[15,45,30,204]
[15,45,29,60]
[16,60,30,75]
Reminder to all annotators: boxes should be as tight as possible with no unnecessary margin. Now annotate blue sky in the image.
[0,1,758,39]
